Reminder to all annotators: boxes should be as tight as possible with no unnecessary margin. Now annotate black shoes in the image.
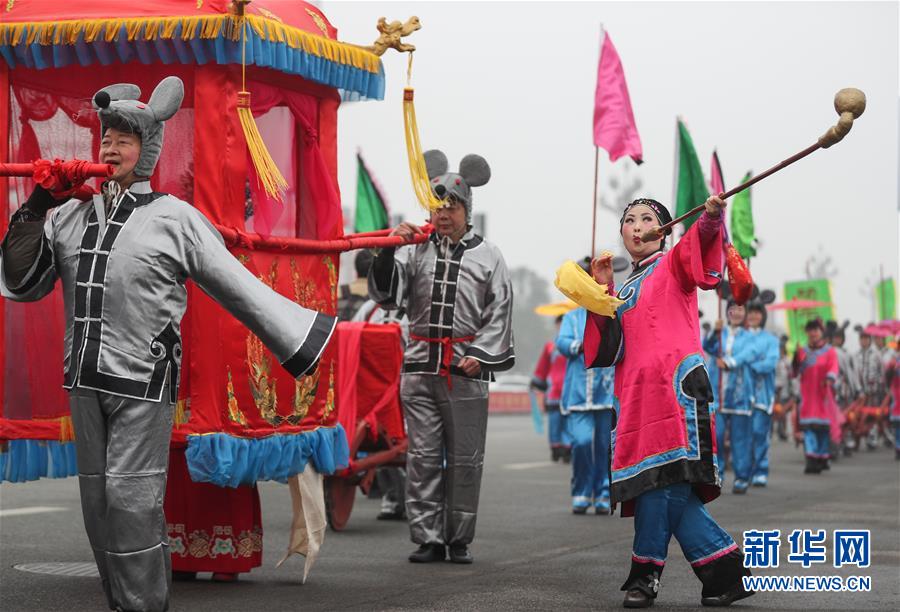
[377,509,406,521]
[408,544,446,563]
[408,543,473,563]
[804,457,822,474]
[700,582,754,607]
[448,543,474,564]
[622,573,660,608]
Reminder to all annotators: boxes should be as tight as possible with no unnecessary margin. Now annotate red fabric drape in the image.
[176,249,338,442]
[336,322,364,439]
[0,61,8,413]
[356,326,404,442]
[247,81,342,239]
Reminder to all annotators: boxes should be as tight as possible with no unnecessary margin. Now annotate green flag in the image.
[730,171,756,258]
[674,119,709,232]
[783,279,835,353]
[355,153,388,233]
[875,278,896,321]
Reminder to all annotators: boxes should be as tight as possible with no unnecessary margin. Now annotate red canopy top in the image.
[0,0,337,39]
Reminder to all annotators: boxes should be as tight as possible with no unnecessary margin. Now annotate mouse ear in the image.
[759,289,776,304]
[93,83,141,108]
[424,149,448,180]
[458,154,491,187]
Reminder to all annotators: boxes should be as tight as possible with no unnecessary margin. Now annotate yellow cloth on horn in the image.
[554,260,623,317]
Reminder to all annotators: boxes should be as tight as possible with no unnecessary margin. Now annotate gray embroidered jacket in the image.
[368,228,515,381]
[0,181,335,403]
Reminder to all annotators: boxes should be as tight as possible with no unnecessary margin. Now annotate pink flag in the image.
[709,149,725,195]
[593,29,643,164]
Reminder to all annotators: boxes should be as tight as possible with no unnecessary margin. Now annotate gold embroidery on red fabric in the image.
[249,260,280,425]
[321,362,335,423]
[226,367,248,426]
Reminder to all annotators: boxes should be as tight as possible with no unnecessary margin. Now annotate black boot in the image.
[622,572,660,608]
[694,548,753,607]
[408,543,446,563]
[448,543,474,564]
[804,457,821,474]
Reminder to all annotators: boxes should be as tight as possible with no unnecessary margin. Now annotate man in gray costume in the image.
[0,77,335,611]
[369,150,514,564]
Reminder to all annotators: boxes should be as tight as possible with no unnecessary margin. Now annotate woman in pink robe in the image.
[792,319,840,473]
[583,197,752,608]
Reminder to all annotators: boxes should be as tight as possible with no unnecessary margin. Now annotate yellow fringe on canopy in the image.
[554,260,624,317]
[403,87,445,213]
[238,91,288,201]
[58,415,75,442]
[174,399,189,427]
[0,14,381,74]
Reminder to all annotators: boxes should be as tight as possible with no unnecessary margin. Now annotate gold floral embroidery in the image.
[248,260,280,425]
[324,256,338,312]
[321,362,335,423]
[291,370,318,425]
[226,367,248,426]
[168,525,262,559]
[304,8,328,37]
[187,530,211,558]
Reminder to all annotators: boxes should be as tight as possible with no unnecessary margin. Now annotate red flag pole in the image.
[591,146,599,258]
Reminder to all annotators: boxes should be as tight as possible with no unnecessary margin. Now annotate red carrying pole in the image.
[0,161,113,178]
[215,224,433,255]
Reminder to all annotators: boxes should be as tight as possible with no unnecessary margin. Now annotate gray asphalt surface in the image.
[1,414,898,611]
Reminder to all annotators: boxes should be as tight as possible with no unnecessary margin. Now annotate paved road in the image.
[2,415,898,611]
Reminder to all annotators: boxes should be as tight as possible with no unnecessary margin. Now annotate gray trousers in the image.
[69,387,174,612]
[376,467,407,514]
[400,374,489,546]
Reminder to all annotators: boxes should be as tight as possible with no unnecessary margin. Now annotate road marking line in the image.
[0,506,68,517]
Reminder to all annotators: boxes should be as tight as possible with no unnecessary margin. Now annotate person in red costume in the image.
[792,319,840,474]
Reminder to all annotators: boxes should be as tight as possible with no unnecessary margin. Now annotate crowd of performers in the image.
[2,74,896,612]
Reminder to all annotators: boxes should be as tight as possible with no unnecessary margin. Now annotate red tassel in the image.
[725,243,753,304]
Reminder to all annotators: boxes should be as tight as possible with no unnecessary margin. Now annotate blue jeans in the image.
[803,428,831,459]
[567,410,612,508]
[546,403,571,448]
[716,412,752,485]
[750,410,771,483]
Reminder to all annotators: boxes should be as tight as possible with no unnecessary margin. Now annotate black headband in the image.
[619,198,673,228]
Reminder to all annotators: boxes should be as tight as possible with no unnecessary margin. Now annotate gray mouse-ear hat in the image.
[93,76,184,178]
[424,149,491,220]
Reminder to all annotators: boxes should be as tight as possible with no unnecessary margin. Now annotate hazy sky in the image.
[322,1,898,344]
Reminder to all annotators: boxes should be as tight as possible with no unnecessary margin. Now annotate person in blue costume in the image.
[557,259,616,515]
[724,302,779,487]
[703,301,753,493]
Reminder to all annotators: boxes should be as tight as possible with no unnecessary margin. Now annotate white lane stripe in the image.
[0,506,68,517]
[502,461,553,470]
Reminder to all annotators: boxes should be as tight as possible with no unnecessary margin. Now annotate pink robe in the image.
[794,345,839,430]
[532,341,567,403]
[584,216,723,516]
[886,356,900,422]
